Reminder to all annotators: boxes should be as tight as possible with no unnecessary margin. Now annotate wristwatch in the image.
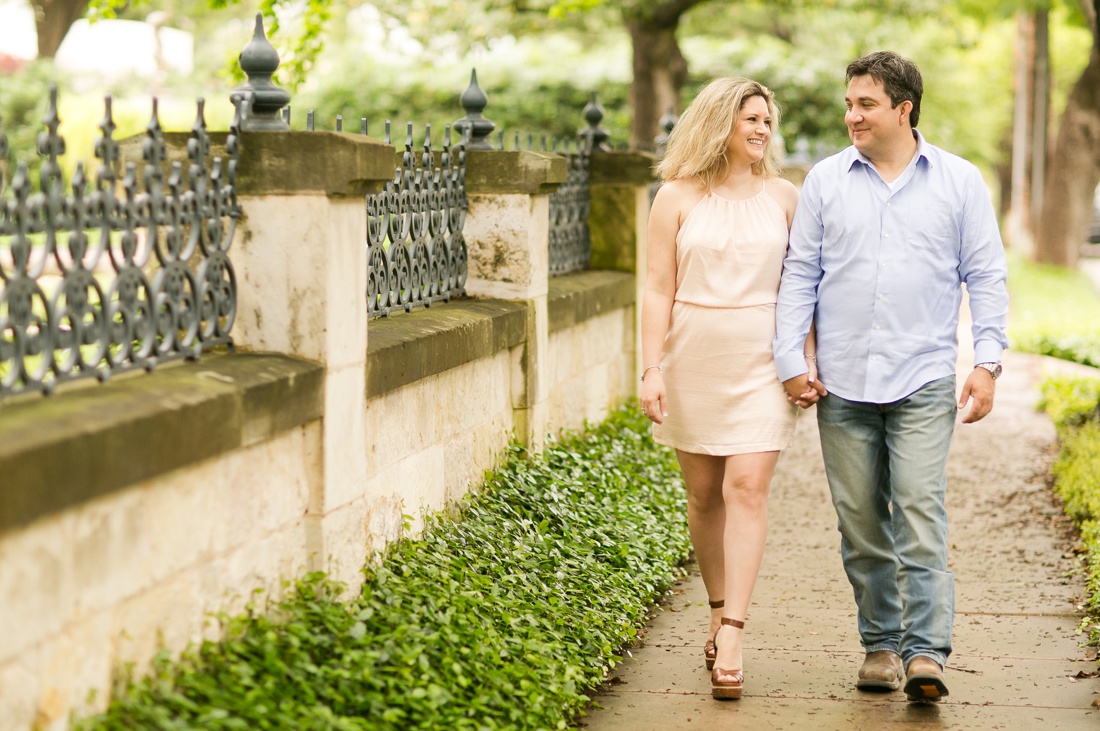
[975,362,1002,380]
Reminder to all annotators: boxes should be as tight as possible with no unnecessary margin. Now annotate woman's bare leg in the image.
[713,450,781,681]
[677,450,727,642]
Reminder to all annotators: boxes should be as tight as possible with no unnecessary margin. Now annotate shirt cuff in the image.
[775,352,810,382]
[973,341,1005,366]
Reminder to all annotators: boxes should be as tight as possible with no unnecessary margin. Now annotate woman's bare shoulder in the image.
[765,175,799,200]
[654,178,707,210]
[765,176,799,213]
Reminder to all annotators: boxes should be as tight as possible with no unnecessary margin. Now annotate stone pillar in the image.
[223,131,393,585]
[588,151,659,390]
[463,150,567,450]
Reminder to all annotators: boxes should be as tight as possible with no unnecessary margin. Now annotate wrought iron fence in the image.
[0,88,242,398]
[367,122,469,318]
[290,69,615,313]
[548,138,592,277]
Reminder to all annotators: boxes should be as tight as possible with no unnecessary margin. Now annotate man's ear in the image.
[898,100,913,126]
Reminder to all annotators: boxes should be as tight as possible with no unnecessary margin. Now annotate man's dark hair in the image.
[846,51,923,128]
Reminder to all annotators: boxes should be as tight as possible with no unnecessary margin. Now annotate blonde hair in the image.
[656,77,782,189]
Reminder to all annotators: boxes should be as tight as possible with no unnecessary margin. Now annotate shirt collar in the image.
[844,129,933,173]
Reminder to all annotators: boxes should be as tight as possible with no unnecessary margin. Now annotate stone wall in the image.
[0,354,325,729]
[0,135,655,730]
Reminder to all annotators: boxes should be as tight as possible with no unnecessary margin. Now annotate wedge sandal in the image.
[710,617,745,700]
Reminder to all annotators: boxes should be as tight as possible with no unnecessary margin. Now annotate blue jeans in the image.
[816,376,957,667]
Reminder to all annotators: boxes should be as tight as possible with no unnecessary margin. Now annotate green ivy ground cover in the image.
[77,406,690,730]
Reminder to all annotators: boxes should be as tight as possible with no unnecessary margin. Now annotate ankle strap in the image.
[708,599,725,609]
[720,617,745,629]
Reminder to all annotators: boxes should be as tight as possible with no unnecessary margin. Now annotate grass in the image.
[1008,249,1100,366]
[76,405,691,730]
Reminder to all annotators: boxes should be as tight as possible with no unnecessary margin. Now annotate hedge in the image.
[1040,376,1100,643]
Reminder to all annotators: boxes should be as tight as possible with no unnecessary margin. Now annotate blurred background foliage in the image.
[0,0,1093,193]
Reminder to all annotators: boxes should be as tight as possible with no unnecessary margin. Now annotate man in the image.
[773,51,1008,703]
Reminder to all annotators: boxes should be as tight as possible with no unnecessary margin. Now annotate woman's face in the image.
[727,94,772,167]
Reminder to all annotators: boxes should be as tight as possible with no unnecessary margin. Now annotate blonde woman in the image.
[639,77,820,699]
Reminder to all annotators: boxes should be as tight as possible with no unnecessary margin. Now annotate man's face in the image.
[844,74,909,160]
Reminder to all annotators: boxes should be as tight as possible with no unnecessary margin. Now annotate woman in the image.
[639,77,817,700]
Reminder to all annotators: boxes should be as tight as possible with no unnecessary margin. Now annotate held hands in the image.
[958,367,995,423]
[639,370,668,424]
[783,359,827,409]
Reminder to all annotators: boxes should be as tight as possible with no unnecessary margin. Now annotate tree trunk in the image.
[625,17,688,151]
[1008,11,1034,246]
[1034,42,1100,267]
[30,0,90,59]
[623,0,711,151]
[1030,9,1050,232]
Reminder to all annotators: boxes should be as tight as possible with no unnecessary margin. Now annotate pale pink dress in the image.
[652,182,797,455]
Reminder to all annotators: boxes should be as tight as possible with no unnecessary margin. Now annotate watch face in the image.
[980,363,1002,379]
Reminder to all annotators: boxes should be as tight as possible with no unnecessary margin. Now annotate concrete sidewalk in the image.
[583,349,1100,730]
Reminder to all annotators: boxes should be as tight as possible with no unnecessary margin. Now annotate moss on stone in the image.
[589,151,659,186]
[589,186,641,273]
[465,150,567,194]
[120,131,396,197]
[548,271,635,333]
[0,353,323,534]
[366,300,528,398]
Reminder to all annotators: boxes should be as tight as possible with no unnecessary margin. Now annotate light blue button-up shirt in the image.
[774,132,1009,403]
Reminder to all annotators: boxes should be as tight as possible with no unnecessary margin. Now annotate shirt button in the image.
[884,233,890,238]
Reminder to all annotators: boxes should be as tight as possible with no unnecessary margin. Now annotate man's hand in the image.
[958,368,995,423]
[783,373,828,409]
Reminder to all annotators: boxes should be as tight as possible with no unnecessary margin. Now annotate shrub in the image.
[1040,376,1100,645]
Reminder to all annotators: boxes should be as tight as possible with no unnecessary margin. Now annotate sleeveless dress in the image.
[652,182,797,455]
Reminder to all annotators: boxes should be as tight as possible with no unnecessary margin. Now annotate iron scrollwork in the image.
[366,122,468,319]
[548,138,593,277]
[0,87,241,398]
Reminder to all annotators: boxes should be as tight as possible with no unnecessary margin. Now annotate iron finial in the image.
[453,69,495,151]
[230,13,291,131]
[579,91,610,152]
[655,106,677,149]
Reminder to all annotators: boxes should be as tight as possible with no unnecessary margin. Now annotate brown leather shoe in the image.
[856,650,903,691]
[904,656,949,702]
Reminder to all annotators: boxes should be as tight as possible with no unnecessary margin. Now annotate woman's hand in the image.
[784,355,827,409]
[639,371,668,424]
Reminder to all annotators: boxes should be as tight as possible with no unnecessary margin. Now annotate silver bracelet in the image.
[804,354,817,363]
[640,364,662,382]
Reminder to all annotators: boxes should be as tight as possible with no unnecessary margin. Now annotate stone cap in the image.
[548,270,635,334]
[0,353,324,534]
[464,150,567,195]
[590,150,659,187]
[120,130,397,197]
[367,299,527,397]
